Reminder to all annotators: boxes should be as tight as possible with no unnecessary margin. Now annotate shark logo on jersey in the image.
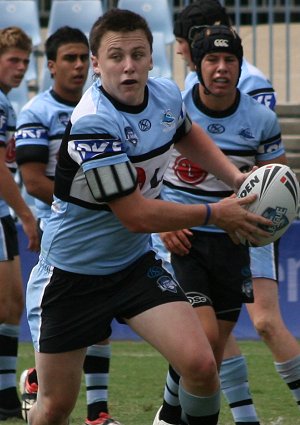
[207,124,225,134]
[261,206,289,234]
[161,110,175,130]
[58,112,70,127]
[138,119,151,132]
[147,266,164,279]
[157,276,178,293]
[239,128,255,139]
[124,126,138,145]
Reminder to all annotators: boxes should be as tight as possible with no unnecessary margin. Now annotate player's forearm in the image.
[0,166,34,220]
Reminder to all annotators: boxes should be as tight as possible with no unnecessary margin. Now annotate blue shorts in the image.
[250,241,278,280]
[27,250,188,353]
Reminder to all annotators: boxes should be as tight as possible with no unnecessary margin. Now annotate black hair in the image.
[45,26,89,61]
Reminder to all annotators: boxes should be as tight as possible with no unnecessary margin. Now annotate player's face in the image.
[49,42,90,100]
[201,52,240,97]
[175,37,195,71]
[0,48,29,93]
[92,30,153,106]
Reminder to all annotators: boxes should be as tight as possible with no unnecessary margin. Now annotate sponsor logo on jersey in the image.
[239,128,255,139]
[174,156,207,185]
[138,119,151,131]
[186,291,210,306]
[261,206,289,234]
[252,92,276,110]
[207,123,225,134]
[58,112,70,127]
[73,139,122,160]
[157,275,178,293]
[147,266,164,278]
[15,127,47,140]
[124,126,138,145]
[214,39,229,47]
[0,109,7,132]
[262,139,281,153]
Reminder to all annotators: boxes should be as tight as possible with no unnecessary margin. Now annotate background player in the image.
[0,26,39,421]
[153,1,300,423]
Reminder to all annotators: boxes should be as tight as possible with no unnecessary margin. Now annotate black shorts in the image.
[0,215,19,261]
[37,251,188,353]
[171,231,253,322]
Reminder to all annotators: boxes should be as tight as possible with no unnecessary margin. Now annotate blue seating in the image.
[47,0,104,37]
[149,32,172,79]
[117,0,175,45]
[0,1,41,47]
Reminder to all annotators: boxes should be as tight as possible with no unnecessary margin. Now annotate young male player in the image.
[23,9,272,425]
[16,26,120,425]
[0,26,39,421]
[153,2,300,423]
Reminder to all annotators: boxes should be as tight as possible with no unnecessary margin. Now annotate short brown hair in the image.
[89,8,153,56]
[0,26,32,55]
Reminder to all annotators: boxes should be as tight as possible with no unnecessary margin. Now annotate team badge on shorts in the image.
[242,278,253,298]
[157,276,178,293]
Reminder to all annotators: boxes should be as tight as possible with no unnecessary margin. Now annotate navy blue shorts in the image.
[171,231,253,322]
[27,250,188,353]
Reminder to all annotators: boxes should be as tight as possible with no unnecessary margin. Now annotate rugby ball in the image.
[237,164,300,246]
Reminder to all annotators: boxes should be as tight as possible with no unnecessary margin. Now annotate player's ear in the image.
[47,60,55,78]
[149,56,153,70]
[91,55,100,75]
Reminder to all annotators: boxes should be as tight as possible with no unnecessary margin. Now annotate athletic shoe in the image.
[19,368,38,422]
[152,406,179,425]
[0,406,22,421]
[85,412,123,425]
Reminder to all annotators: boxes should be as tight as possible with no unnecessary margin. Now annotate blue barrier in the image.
[18,221,300,343]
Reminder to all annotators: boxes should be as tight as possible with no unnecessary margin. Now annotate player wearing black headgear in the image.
[192,25,243,91]
[173,0,230,42]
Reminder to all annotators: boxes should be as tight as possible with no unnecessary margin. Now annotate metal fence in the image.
[37,0,300,104]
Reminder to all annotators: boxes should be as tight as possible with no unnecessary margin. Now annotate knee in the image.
[181,352,218,386]
[253,315,277,340]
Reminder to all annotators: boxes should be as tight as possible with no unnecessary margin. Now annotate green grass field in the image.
[9,340,300,425]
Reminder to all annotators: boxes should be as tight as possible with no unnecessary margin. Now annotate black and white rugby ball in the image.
[237,164,300,246]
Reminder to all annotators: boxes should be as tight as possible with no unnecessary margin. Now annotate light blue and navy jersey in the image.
[41,78,190,275]
[185,58,276,110]
[16,89,77,223]
[162,86,284,233]
[0,89,17,217]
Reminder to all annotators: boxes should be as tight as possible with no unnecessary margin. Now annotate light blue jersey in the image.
[16,89,77,228]
[40,78,189,275]
[185,58,276,110]
[162,88,284,234]
[0,89,17,217]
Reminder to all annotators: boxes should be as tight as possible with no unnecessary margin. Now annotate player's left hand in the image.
[160,228,193,256]
[233,166,258,193]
